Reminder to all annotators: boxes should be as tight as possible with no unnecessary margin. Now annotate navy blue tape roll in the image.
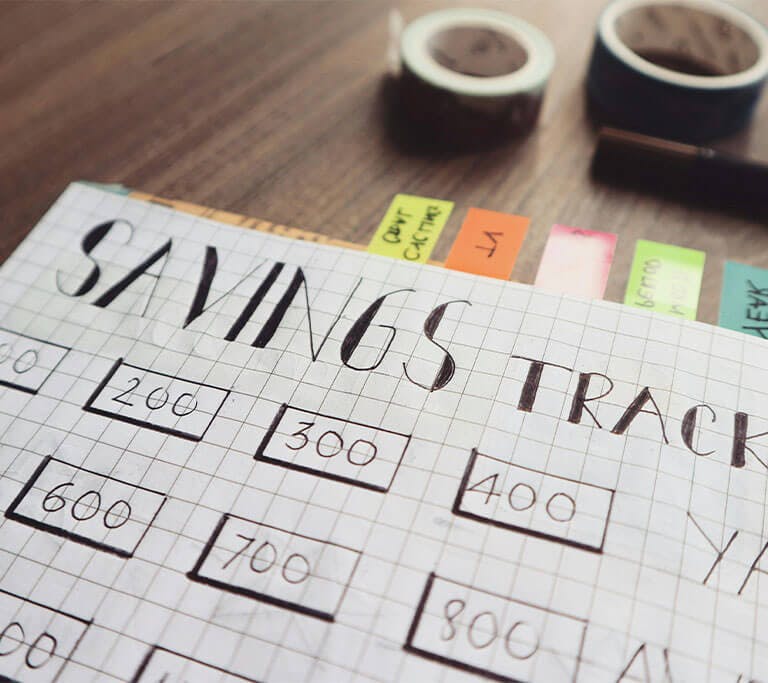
[588,0,768,142]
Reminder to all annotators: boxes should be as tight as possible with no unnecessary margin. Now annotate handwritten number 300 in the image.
[286,421,377,466]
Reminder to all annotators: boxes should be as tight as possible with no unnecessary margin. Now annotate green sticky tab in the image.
[368,194,454,263]
[719,261,768,339]
[624,239,705,320]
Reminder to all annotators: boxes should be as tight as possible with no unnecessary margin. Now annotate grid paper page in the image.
[0,183,767,683]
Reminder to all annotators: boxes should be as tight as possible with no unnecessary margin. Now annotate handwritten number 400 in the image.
[286,421,377,466]
[467,474,576,523]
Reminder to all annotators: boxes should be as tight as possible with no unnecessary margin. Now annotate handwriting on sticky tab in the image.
[719,261,768,338]
[624,239,705,319]
[368,193,453,262]
[444,208,529,279]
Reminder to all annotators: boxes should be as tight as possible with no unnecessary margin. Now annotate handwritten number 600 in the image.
[42,482,132,529]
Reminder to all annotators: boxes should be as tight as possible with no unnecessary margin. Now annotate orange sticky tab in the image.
[444,208,529,279]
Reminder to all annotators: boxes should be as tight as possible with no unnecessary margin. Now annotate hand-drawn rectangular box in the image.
[0,327,70,395]
[187,513,361,622]
[5,455,167,558]
[131,645,261,683]
[404,573,587,683]
[255,403,411,492]
[0,587,91,683]
[453,450,614,553]
[83,357,230,442]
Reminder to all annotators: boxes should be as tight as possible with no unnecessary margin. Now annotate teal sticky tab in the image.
[719,261,768,339]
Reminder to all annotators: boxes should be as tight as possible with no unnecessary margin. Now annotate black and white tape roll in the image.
[397,9,555,142]
[588,0,768,141]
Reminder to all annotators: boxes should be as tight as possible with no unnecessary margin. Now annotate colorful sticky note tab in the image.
[368,194,454,263]
[534,225,617,299]
[444,208,529,280]
[624,239,705,320]
[719,261,768,338]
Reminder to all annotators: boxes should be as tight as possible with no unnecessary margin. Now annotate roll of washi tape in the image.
[588,0,768,142]
[397,9,555,144]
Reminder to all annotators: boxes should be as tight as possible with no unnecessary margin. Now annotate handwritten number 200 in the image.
[286,421,377,466]
[42,482,132,529]
[112,377,197,416]
[0,621,57,670]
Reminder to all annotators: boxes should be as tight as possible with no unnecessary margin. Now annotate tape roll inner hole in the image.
[615,4,760,76]
[427,26,528,77]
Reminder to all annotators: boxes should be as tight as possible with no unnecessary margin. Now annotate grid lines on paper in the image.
[0,184,767,682]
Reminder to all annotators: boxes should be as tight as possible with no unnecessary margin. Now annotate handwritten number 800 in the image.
[441,599,539,660]
[286,421,377,466]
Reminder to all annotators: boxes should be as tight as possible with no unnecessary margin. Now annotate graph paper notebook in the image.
[0,183,767,683]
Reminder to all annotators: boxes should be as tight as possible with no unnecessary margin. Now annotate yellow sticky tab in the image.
[368,194,454,263]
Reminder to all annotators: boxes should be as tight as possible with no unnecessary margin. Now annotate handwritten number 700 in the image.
[221,534,310,584]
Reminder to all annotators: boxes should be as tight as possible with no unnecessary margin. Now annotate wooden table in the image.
[2,0,767,323]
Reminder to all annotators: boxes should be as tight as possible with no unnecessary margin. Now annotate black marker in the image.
[592,127,768,215]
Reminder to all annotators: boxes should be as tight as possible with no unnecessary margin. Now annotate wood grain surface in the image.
[2,0,768,323]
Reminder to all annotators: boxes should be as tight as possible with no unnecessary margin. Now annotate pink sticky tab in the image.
[534,225,617,299]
